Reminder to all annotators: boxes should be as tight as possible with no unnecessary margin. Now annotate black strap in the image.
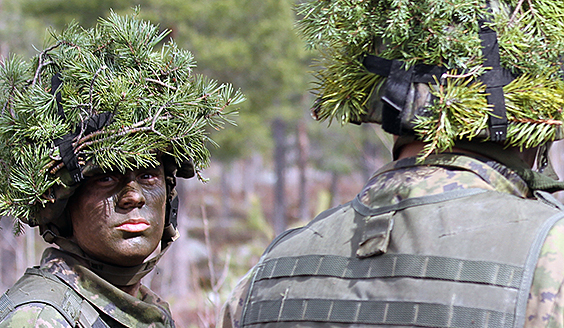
[479,13,509,141]
[362,56,448,135]
[50,74,114,184]
[53,112,113,184]
[51,73,65,119]
[361,18,512,140]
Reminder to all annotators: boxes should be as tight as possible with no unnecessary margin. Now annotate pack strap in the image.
[0,268,109,328]
[352,188,486,217]
[254,254,523,289]
[244,298,514,327]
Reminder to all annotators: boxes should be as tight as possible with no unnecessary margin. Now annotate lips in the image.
[116,218,150,233]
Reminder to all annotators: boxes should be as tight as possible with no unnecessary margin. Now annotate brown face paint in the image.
[68,165,167,267]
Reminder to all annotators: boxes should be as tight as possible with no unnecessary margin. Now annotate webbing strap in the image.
[0,293,15,322]
[50,73,114,184]
[352,188,486,217]
[361,12,512,139]
[0,268,109,328]
[244,299,514,327]
[255,254,523,288]
[54,112,113,184]
[479,17,508,141]
[0,289,80,325]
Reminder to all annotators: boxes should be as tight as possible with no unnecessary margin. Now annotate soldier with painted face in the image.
[0,10,243,328]
[220,1,564,327]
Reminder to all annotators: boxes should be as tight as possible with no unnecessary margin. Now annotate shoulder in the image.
[0,302,73,328]
[0,268,79,328]
[218,270,254,328]
[526,218,564,327]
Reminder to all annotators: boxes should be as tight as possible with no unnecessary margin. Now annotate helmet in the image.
[0,9,244,239]
[296,0,564,158]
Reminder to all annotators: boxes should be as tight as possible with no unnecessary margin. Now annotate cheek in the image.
[144,186,167,223]
[70,197,113,234]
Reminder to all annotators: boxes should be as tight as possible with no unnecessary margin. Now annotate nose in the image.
[117,182,146,209]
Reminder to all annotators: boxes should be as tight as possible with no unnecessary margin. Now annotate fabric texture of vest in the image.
[240,188,564,328]
[0,267,111,328]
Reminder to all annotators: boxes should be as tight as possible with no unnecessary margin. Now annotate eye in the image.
[139,173,155,180]
[137,171,161,184]
[95,175,118,187]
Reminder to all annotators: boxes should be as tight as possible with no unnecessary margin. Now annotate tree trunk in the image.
[26,228,35,269]
[272,118,287,235]
[362,124,379,181]
[220,163,232,219]
[297,121,309,221]
[329,171,340,207]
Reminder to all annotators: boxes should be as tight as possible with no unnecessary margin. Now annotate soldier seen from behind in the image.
[0,9,243,328]
[220,0,564,327]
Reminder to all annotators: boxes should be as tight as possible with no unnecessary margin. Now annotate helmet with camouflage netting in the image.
[0,9,244,240]
[296,0,564,159]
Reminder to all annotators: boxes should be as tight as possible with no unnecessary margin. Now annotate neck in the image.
[117,282,142,296]
[396,140,536,168]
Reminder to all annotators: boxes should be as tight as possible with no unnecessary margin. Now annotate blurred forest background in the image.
[2,1,564,327]
[0,0,393,327]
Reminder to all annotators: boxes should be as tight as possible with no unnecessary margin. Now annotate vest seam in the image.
[514,210,564,328]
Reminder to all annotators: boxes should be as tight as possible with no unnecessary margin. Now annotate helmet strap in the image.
[361,2,512,141]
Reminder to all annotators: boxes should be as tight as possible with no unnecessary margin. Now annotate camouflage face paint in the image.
[68,165,167,267]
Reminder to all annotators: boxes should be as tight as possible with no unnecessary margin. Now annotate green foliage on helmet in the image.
[0,9,244,233]
[296,0,564,155]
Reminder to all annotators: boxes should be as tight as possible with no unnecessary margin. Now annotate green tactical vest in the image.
[0,267,111,328]
[240,189,564,328]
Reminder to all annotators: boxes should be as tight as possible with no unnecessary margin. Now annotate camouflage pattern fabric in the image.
[219,153,564,328]
[0,247,175,328]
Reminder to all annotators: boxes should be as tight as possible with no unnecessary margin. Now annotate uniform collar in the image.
[376,153,530,198]
[40,247,175,328]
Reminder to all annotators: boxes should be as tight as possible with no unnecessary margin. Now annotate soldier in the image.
[220,0,564,327]
[0,9,243,328]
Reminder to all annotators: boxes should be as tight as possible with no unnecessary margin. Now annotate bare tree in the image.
[272,118,287,235]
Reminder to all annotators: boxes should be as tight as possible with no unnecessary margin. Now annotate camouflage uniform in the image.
[219,151,564,328]
[0,247,175,328]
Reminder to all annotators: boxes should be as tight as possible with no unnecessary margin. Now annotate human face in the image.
[68,165,167,267]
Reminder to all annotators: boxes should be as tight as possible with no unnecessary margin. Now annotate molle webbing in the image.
[245,299,514,328]
[255,254,523,289]
[241,189,564,328]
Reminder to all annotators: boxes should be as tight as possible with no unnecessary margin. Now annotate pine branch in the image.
[0,10,244,229]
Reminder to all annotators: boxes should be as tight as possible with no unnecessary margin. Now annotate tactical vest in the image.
[0,267,111,328]
[240,188,564,328]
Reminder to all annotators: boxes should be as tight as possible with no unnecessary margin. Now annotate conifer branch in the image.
[89,66,107,115]
[0,10,244,229]
[297,0,564,157]
[145,78,177,91]
[32,42,61,87]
